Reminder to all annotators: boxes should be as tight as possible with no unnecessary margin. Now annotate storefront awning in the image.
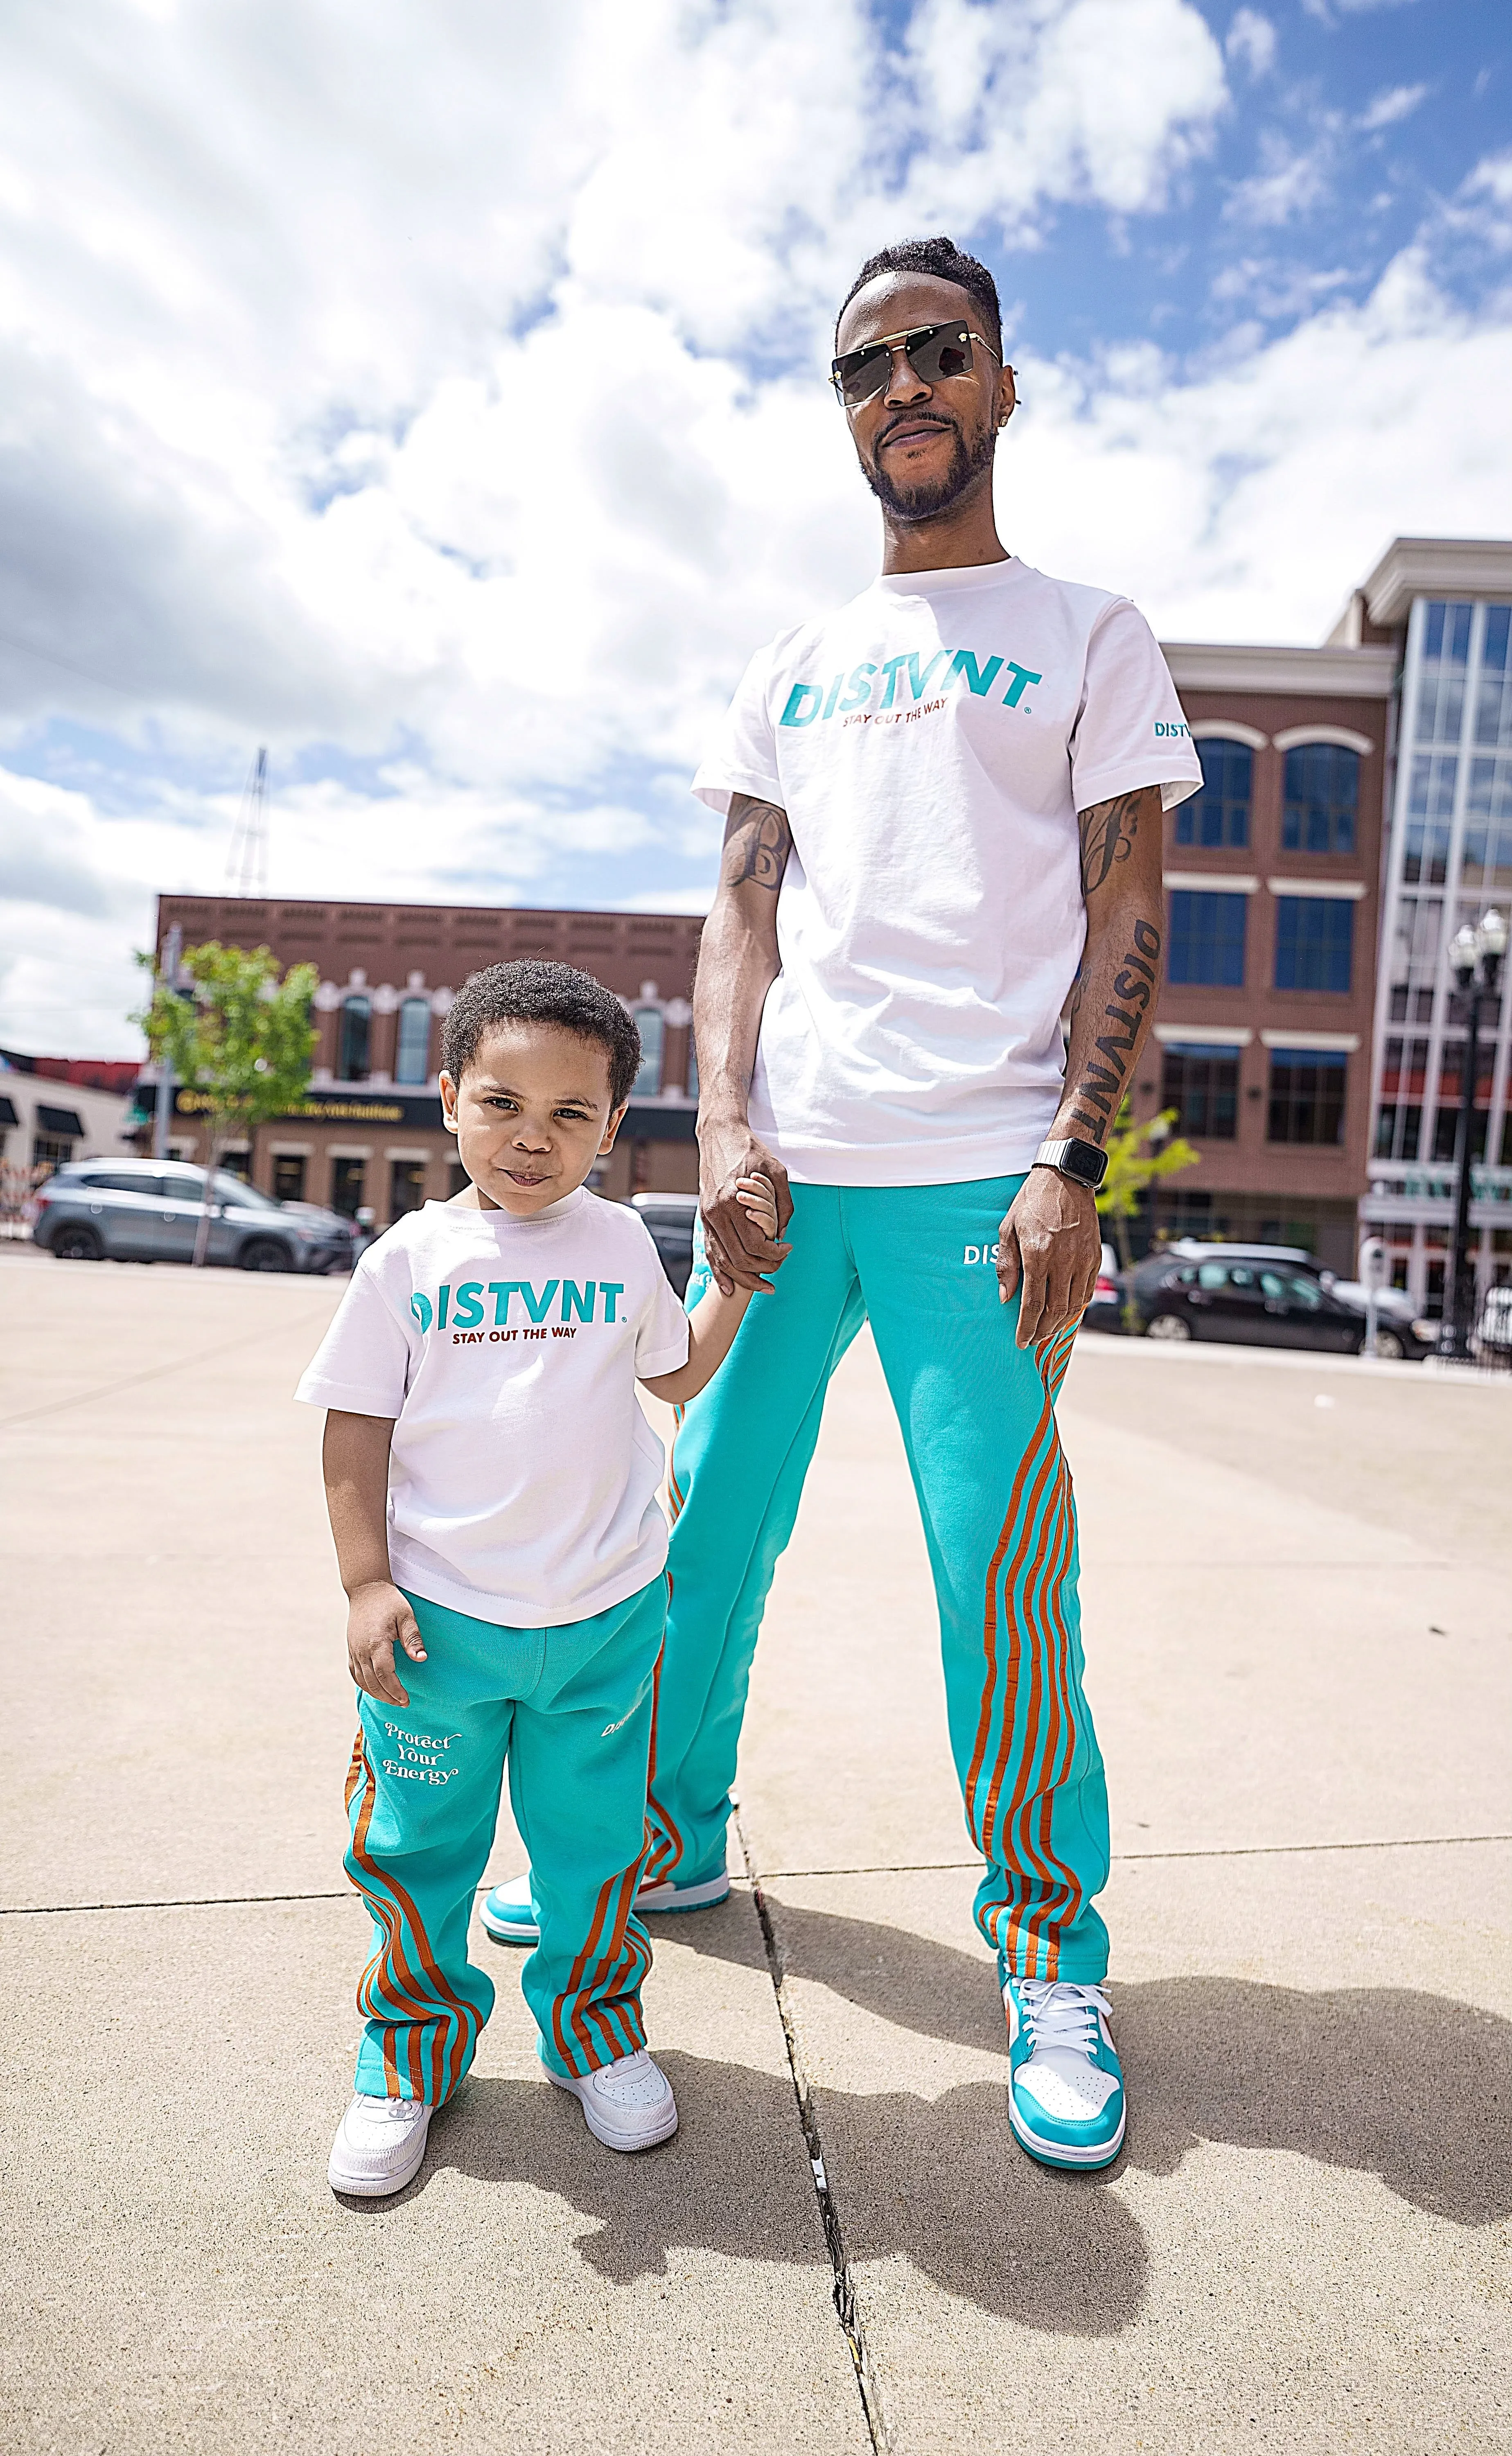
[36,1104,85,1136]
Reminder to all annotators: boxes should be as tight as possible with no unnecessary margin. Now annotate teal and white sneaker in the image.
[480,1865,730,1946]
[1002,1975,1126,2170]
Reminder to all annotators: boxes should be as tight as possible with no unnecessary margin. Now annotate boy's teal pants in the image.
[344,1574,666,2102]
[644,1176,1110,1982]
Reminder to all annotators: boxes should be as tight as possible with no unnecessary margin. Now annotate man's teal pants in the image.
[644,1176,1111,1982]
[344,1575,666,2101]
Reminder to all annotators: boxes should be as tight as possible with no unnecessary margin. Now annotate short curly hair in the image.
[836,235,1002,355]
[441,959,642,1108]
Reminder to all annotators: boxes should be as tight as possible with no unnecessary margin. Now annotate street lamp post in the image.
[1443,907,1507,1361]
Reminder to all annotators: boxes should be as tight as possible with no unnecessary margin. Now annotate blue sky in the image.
[0,0,1508,1052]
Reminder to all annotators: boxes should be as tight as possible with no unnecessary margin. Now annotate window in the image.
[331,1157,366,1217]
[1404,754,1456,883]
[32,1134,74,1169]
[1274,897,1353,993]
[390,1159,426,1217]
[1267,1050,1347,1145]
[1475,604,1512,749]
[1168,890,1246,986]
[395,997,431,1085]
[219,1151,251,1181]
[273,1154,307,1203]
[1160,1043,1240,1138]
[1282,745,1359,854]
[1374,1038,1429,1160]
[339,995,371,1081]
[1177,739,1252,848]
[79,1169,160,1196]
[1416,600,1472,745]
[1463,755,1512,891]
[632,1005,664,1097]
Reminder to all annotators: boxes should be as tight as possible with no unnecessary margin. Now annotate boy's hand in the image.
[734,1172,780,1249]
[346,1581,427,1707]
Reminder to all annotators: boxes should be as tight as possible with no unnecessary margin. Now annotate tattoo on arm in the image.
[1065,916,1162,1145]
[721,794,792,893]
[1078,790,1144,897]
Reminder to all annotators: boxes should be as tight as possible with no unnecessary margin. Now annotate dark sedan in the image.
[1133,1255,1371,1352]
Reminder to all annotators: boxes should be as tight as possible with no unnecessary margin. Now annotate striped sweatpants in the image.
[644,1178,1111,1982]
[344,1575,666,2101]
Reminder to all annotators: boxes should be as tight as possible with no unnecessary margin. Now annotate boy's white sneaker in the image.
[327,2092,432,2197]
[545,2047,679,2152]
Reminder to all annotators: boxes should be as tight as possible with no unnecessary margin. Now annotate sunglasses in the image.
[830,320,1001,408]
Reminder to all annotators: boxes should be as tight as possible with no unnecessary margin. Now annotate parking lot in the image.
[3,1243,1510,2454]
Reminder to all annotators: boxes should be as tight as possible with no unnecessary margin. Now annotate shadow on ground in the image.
[359,1894,1512,2341]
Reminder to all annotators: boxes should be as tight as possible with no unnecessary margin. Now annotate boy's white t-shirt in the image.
[295,1192,690,1628]
[692,557,1202,1185]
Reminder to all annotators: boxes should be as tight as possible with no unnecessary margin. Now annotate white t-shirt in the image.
[692,557,1202,1185]
[295,1192,691,1628]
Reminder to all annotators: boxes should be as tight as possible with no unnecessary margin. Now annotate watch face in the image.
[1066,1141,1106,1186]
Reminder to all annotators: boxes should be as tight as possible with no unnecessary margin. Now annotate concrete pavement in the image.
[2,1244,1508,2453]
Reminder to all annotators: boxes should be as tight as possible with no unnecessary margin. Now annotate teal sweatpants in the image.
[644,1177,1110,1982]
[344,1574,666,2101]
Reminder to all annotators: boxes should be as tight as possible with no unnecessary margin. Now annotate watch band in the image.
[1033,1136,1108,1191]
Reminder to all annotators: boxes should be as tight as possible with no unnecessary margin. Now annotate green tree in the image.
[136,940,318,1265]
[1095,1100,1201,1327]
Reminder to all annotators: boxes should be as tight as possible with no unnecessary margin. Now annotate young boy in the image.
[298,959,781,2198]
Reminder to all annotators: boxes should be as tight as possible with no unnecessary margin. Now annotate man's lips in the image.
[878,416,955,451]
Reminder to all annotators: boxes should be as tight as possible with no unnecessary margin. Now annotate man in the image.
[488,234,1200,2172]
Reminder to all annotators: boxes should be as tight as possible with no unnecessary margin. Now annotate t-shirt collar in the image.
[425,1186,588,1228]
[871,555,1020,598]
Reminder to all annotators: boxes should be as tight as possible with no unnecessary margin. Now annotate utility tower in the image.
[225,746,269,896]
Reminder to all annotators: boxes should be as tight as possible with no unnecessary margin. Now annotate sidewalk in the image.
[2,1248,1508,2454]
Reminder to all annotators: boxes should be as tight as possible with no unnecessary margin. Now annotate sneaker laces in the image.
[591,2050,666,2107]
[1013,1979,1112,2059]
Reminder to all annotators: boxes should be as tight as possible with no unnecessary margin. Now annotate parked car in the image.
[1130,1240,1430,1360]
[632,1191,699,1296]
[1473,1284,1512,1366]
[1132,1254,1379,1353]
[32,1159,354,1273]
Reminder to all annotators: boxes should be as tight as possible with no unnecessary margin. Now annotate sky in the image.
[0,0,1509,1056]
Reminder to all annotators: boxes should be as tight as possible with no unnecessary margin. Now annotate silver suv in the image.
[32,1159,353,1273]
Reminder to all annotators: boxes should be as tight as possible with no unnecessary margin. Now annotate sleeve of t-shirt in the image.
[293,1252,419,1418]
[1069,599,1203,815]
[691,641,781,816]
[634,1248,693,1380]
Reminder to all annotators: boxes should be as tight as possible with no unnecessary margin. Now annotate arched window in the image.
[395,997,431,1085]
[1283,744,1359,854]
[1178,739,1252,848]
[338,995,371,1081]
[632,1005,664,1098]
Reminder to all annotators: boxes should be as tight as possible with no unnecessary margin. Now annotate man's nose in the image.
[882,344,930,407]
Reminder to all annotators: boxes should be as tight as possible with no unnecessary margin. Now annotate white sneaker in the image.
[327,2092,433,2197]
[545,2047,679,2152]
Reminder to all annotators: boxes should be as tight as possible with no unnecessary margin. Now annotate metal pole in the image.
[152,924,182,1161]
[1446,981,1480,1362]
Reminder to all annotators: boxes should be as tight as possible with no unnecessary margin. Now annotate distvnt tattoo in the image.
[1066,916,1162,1144]
[722,794,792,892]
[1078,790,1144,897]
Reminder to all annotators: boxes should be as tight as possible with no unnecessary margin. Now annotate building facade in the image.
[1,1049,138,1223]
[1140,643,1393,1272]
[142,898,704,1224]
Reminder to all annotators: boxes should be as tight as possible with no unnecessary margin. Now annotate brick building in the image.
[142,899,703,1224]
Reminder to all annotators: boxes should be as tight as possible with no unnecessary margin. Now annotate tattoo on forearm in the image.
[1066,916,1162,1143]
[721,794,792,892]
[1078,790,1144,896]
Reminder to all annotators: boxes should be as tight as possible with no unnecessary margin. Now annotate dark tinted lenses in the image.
[831,323,974,406]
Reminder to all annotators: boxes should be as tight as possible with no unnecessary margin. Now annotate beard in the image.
[862,413,997,521]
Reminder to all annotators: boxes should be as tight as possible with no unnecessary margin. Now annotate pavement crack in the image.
[733,1806,888,2456]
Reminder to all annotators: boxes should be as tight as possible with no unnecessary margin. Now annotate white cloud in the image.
[1225,126,1338,227]
[1225,9,1276,78]
[1358,83,1429,133]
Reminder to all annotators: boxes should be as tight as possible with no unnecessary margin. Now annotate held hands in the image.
[346,1580,428,1707]
[995,1167,1102,1350]
[699,1120,792,1296]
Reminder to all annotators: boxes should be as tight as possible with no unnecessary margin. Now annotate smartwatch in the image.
[1033,1136,1108,1192]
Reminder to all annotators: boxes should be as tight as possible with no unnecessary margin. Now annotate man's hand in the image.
[698,1116,792,1296]
[996,1168,1101,1350]
[346,1580,427,1707]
